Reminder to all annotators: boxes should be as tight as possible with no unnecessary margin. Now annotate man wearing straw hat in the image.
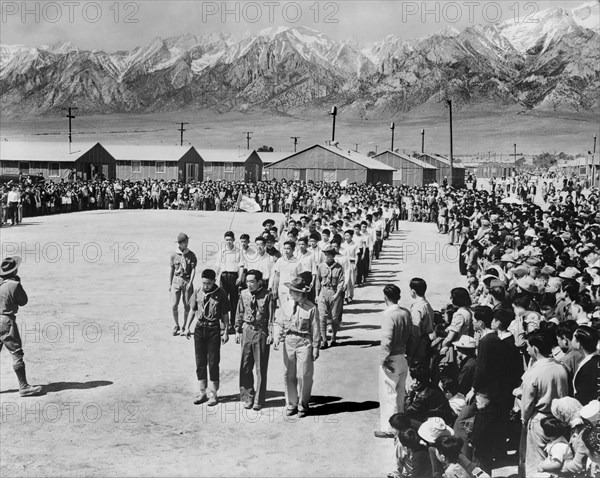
[0,256,42,396]
[274,276,320,418]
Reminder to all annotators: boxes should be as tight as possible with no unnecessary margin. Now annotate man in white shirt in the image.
[243,236,274,284]
[340,230,358,303]
[269,241,301,311]
[295,236,317,302]
[215,231,244,333]
[7,185,21,226]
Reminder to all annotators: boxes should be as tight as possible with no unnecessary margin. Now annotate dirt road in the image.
[0,211,508,477]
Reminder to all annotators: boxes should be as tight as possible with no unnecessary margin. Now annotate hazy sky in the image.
[0,0,591,51]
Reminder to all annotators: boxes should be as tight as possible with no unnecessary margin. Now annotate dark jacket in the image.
[457,357,477,396]
[574,354,600,406]
[473,332,510,400]
[405,382,456,427]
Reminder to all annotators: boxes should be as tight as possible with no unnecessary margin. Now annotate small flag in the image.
[239,195,262,213]
[340,179,348,188]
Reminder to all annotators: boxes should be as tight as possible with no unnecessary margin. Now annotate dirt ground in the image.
[0,210,516,477]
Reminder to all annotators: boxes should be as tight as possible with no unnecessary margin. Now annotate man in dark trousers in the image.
[470,305,512,475]
[235,270,273,411]
[0,257,42,396]
[184,269,230,406]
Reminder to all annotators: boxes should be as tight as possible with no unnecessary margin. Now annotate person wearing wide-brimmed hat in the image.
[170,232,197,336]
[274,276,320,418]
[0,256,42,396]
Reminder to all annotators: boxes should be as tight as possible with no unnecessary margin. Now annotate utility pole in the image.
[354,143,359,152]
[593,135,597,187]
[514,143,517,169]
[390,122,395,151]
[62,106,78,145]
[245,131,253,150]
[421,129,425,154]
[447,100,454,186]
[178,122,189,146]
[330,106,337,143]
[290,136,299,152]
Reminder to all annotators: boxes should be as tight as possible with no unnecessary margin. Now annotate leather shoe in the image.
[193,394,207,405]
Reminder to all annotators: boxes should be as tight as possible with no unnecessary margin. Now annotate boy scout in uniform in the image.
[184,269,230,406]
[274,276,320,418]
[235,270,273,411]
[316,245,345,349]
[169,232,197,336]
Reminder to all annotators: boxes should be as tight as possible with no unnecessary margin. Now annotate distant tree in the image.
[532,152,573,169]
[257,145,274,152]
[515,156,527,170]
[367,151,376,157]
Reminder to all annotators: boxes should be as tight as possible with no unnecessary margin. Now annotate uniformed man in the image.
[169,233,197,336]
[235,270,273,411]
[0,256,42,396]
[316,244,345,349]
[184,269,230,406]
[274,276,320,418]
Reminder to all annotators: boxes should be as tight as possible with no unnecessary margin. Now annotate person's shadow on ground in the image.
[0,380,113,396]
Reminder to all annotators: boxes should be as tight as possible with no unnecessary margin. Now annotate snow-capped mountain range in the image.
[1,0,598,117]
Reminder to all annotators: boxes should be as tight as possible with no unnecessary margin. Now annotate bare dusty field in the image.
[0,211,515,477]
[1,109,597,157]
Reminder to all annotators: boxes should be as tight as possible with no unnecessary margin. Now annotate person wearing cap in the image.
[374,284,414,439]
[315,244,345,349]
[0,256,42,396]
[265,234,282,260]
[234,269,273,411]
[215,231,244,334]
[169,232,197,336]
[274,276,320,418]
[453,335,477,396]
[262,219,275,236]
[184,268,231,406]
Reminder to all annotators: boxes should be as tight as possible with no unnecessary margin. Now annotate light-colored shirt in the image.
[276,297,320,348]
[269,255,301,291]
[380,304,412,364]
[216,246,243,274]
[521,357,569,423]
[410,297,434,336]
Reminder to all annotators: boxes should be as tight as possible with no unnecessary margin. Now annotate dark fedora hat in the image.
[0,256,22,277]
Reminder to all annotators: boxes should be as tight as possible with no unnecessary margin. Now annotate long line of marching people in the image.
[168,197,395,414]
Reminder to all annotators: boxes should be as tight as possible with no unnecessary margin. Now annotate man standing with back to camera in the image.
[0,256,42,396]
